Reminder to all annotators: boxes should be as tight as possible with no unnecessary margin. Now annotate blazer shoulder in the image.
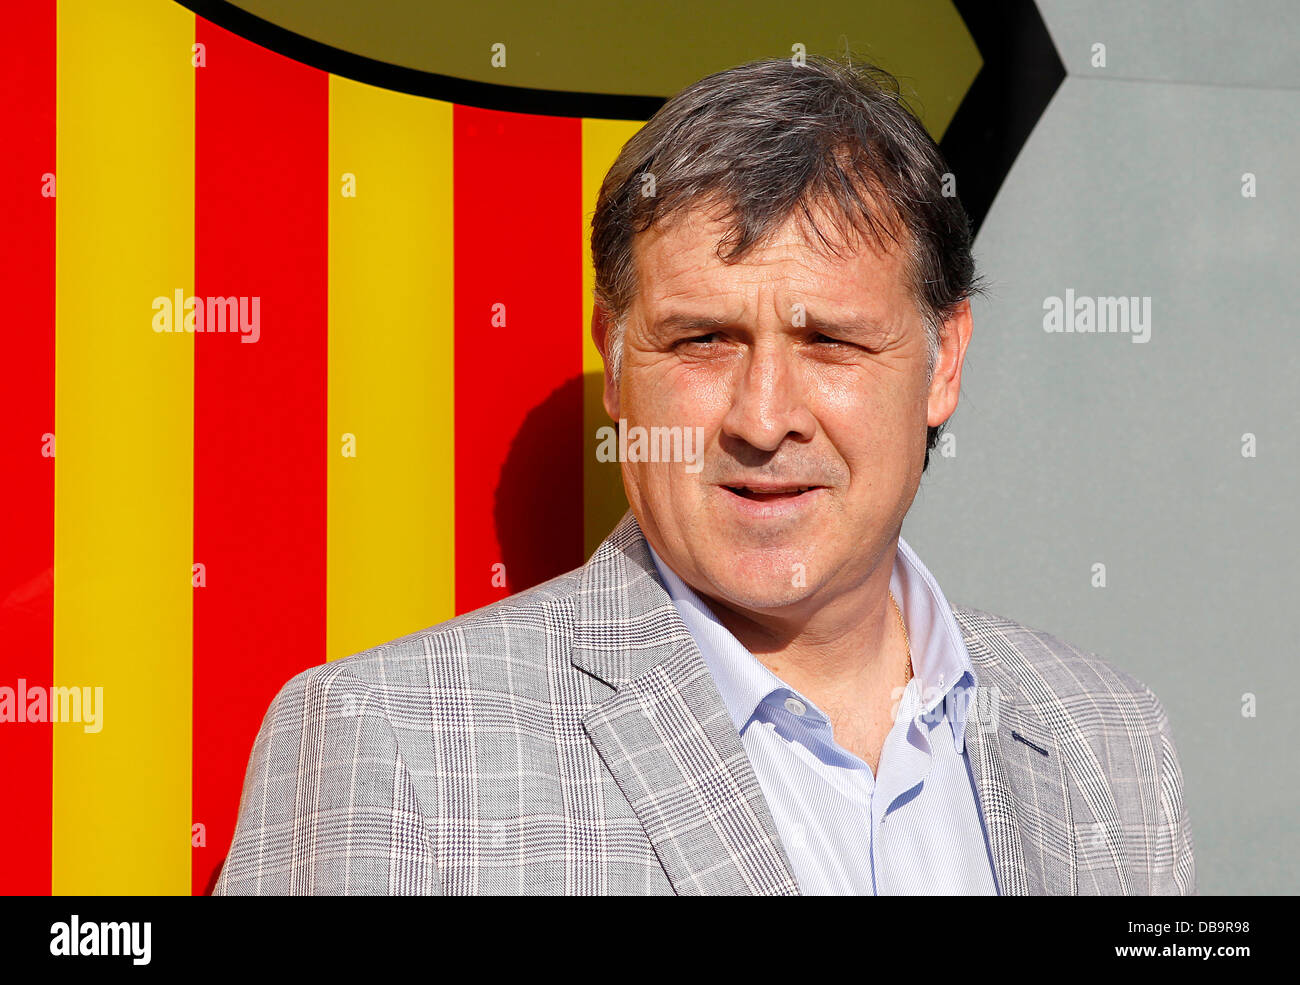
[323,564,586,692]
[952,604,1195,893]
[951,603,1161,711]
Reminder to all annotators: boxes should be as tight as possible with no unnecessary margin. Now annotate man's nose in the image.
[719,340,817,453]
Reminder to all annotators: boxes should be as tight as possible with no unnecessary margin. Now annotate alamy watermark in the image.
[152,289,260,343]
[1043,290,1151,343]
[50,915,150,965]
[0,679,103,733]
[595,419,705,473]
[891,680,1002,735]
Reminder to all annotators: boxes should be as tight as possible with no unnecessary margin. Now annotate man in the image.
[214,55,1194,895]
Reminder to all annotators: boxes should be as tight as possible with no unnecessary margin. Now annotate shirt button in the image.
[784,697,806,716]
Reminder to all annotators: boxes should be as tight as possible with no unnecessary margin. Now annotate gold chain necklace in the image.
[888,590,913,690]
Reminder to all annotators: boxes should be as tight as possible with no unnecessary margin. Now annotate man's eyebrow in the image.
[803,312,889,338]
[651,312,885,334]
[651,313,732,333]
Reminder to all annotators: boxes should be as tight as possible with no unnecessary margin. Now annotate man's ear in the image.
[591,304,621,422]
[926,299,973,429]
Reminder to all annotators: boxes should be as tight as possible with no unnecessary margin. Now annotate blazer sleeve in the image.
[212,664,443,896]
[1144,684,1196,895]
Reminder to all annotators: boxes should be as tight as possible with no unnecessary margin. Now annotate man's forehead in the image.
[632,203,911,310]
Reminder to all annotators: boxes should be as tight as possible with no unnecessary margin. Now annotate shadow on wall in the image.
[493,371,628,597]
[203,373,629,893]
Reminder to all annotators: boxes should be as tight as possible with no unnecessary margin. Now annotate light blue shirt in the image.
[646,536,999,895]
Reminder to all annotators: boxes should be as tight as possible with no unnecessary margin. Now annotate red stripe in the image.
[192,18,328,895]
[0,0,55,895]
[453,108,585,613]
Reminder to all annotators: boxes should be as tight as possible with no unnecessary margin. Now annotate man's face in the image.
[596,201,970,618]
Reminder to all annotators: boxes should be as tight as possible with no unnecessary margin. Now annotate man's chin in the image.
[694,560,822,613]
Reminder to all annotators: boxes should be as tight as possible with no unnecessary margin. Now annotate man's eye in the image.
[678,333,717,346]
[813,333,847,345]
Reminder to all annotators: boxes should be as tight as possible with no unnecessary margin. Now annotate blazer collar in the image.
[953,608,1134,895]
[574,510,799,894]
[948,619,1065,896]
[573,509,1079,896]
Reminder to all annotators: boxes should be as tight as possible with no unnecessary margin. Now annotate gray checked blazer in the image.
[213,509,1195,895]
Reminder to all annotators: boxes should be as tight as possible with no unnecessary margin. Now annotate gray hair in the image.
[590,53,984,471]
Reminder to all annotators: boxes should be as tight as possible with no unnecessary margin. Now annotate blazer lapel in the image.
[954,608,1079,895]
[570,511,1093,895]
[573,510,800,896]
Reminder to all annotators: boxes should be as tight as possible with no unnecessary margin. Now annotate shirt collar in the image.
[645,534,980,752]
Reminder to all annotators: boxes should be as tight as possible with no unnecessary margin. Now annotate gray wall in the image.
[904,1,1300,894]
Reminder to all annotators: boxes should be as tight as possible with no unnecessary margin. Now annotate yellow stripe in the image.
[327,77,455,661]
[53,0,194,894]
[581,119,643,558]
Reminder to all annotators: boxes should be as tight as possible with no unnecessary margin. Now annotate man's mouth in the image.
[721,483,822,501]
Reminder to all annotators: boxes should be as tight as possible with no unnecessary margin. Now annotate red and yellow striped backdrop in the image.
[0,0,638,895]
